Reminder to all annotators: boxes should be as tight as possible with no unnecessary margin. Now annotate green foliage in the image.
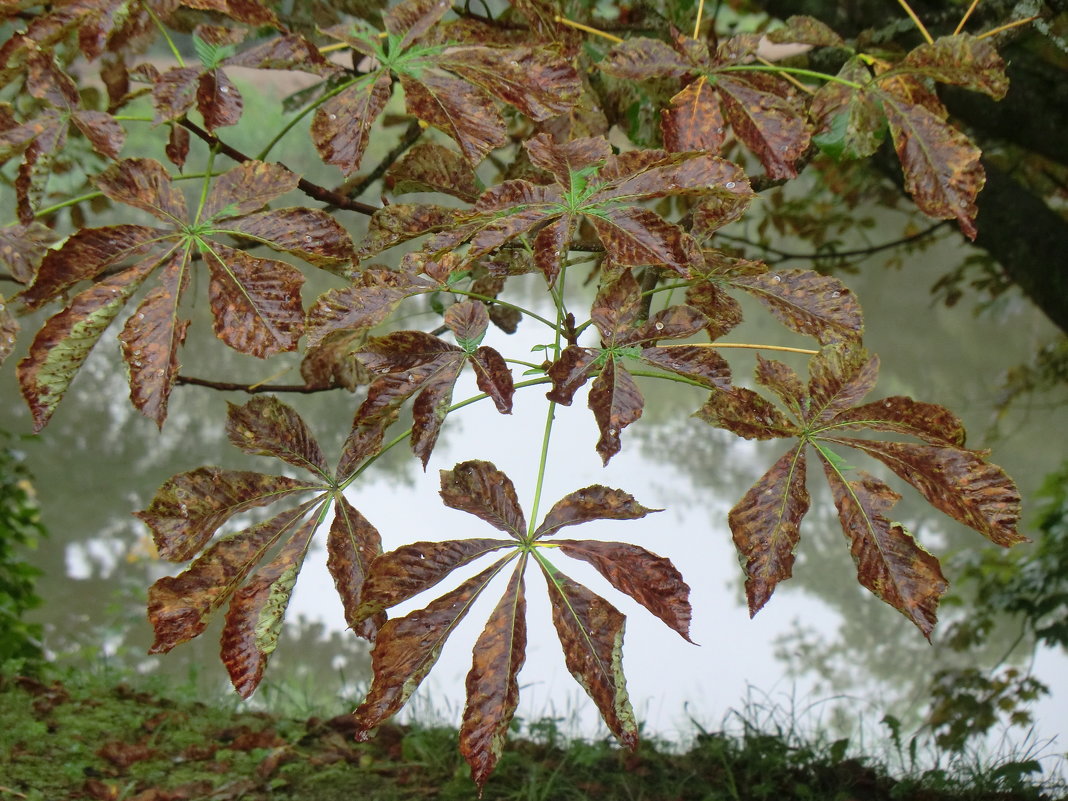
[0,434,46,670]
[0,0,1040,790]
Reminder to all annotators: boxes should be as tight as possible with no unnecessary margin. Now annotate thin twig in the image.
[954,0,981,35]
[977,16,1037,40]
[896,0,934,44]
[716,221,949,264]
[693,0,706,40]
[658,342,819,355]
[756,57,815,95]
[552,15,623,43]
[180,119,380,216]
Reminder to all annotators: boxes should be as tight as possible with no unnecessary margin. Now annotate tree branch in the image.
[175,374,341,394]
[179,119,380,216]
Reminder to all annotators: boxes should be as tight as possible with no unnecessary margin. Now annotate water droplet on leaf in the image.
[725,181,736,189]
[654,321,665,331]
[772,275,782,284]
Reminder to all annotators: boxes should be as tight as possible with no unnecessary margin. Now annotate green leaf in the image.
[193,32,238,69]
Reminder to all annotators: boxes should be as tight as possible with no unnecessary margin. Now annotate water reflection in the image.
[2,212,1066,760]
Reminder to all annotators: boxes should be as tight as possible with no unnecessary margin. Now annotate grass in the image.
[0,669,1065,801]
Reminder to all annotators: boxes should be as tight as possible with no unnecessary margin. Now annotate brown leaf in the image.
[818,465,947,638]
[531,213,575,285]
[588,206,702,275]
[807,344,878,424]
[716,73,810,180]
[136,468,317,561]
[901,34,1008,100]
[182,0,280,26]
[767,15,845,47]
[445,299,489,344]
[225,396,329,477]
[312,72,393,175]
[221,207,355,273]
[17,258,156,432]
[20,224,161,309]
[152,66,201,124]
[825,396,966,447]
[733,270,864,345]
[545,346,599,405]
[354,556,512,737]
[728,444,809,615]
[336,420,389,484]
[470,346,514,414]
[356,204,459,259]
[71,110,125,158]
[148,501,320,653]
[755,354,807,421]
[119,252,190,428]
[300,330,372,391]
[436,45,581,121]
[694,387,800,440]
[640,345,732,390]
[880,90,984,240]
[439,460,527,539]
[201,160,298,221]
[357,538,515,622]
[828,438,1024,547]
[588,358,644,465]
[810,59,884,161]
[222,511,321,697]
[204,243,305,357]
[399,71,507,165]
[386,0,452,49]
[25,49,79,108]
[165,124,190,169]
[410,351,466,467]
[94,158,187,223]
[662,76,725,153]
[534,486,660,539]
[385,142,481,202]
[305,270,425,348]
[599,37,693,80]
[460,563,526,791]
[328,495,384,640]
[556,540,692,641]
[524,133,611,189]
[684,280,743,338]
[0,222,59,285]
[542,564,638,748]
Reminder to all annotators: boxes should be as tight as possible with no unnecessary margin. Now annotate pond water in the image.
[2,159,1066,769]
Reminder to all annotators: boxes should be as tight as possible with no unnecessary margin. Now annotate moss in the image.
[0,674,1062,801]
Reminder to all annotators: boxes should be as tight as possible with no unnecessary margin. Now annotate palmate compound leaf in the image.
[312,3,580,174]
[351,300,514,468]
[351,460,683,790]
[547,268,733,464]
[424,135,748,283]
[15,157,355,429]
[700,342,1022,632]
[599,33,811,179]
[142,396,388,696]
